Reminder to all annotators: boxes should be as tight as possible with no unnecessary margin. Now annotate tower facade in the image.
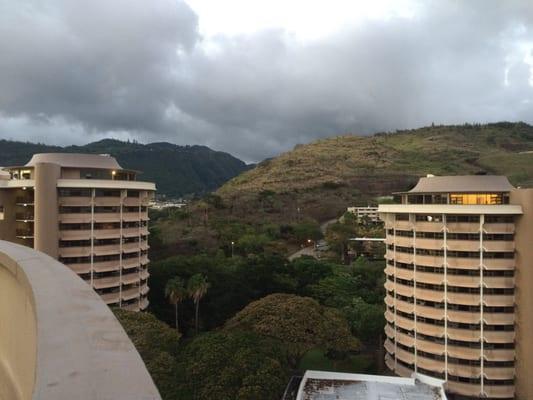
[0,153,155,311]
[379,175,533,399]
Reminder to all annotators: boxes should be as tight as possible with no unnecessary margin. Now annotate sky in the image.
[0,0,532,162]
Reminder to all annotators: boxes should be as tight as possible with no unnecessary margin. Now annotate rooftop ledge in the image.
[0,240,161,400]
[378,204,523,215]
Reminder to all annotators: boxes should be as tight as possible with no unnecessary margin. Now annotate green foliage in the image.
[113,309,181,399]
[224,293,360,362]
[292,220,323,242]
[177,331,290,400]
[298,348,374,374]
[343,297,386,343]
[236,233,271,254]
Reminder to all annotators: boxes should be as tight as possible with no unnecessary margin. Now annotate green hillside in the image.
[0,139,250,198]
[220,122,533,196]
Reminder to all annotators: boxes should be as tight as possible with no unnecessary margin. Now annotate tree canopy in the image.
[224,293,359,360]
[177,331,290,400]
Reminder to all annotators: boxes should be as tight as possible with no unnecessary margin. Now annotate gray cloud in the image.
[0,0,532,162]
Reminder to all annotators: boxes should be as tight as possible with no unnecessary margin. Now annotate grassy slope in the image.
[219,122,533,196]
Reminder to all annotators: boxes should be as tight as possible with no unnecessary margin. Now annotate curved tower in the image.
[0,153,155,311]
[379,175,525,399]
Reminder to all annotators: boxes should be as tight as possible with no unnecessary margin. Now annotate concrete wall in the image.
[34,163,60,258]
[510,188,533,400]
[0,240,161,400]
[0,245,37,400]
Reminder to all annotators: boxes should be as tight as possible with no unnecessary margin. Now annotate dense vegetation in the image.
[129,249,385,399]
[116,122,533,399]
[0,138,250,197]
[215,122,533,222]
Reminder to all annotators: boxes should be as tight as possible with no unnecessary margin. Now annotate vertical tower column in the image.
[479,214,485,397]
[443,213,448,381]
[411,213,417,373]
[34,163,60,258]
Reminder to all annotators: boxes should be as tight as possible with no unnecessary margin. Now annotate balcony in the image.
[483,223,515,234]
[415,254,444,267]
[483,348,515,361]
[447,309,480,324]
[416,337,444,355]
[483,276,514,289]
[447,327,481,342]
[416,320,444,337]
[445,381,481,397]
[122,271,140,285]
[447,257,480,269]
[446,292,480,306]
[447,345,480,360]
[93,197,121,207]
[446,274,479,287]
[59,230,91,240]
[416,304,444,320]
[447,239,480,252]
[0,240,161,400]
[59,213,92,224]
[395,299,414,314]
[415,238,443,250]
[483,312,514,325]
[414,221,444,232]
[123,227,141,237]
[483,330,515,343]
[394,220,412,230]
[93,244,121,257]
[92,275,121,290]
[447,222,479,233]
[93,228,121,240]
[396,252,414,264]
[123,212,141,222]
[58,246,91,258]
[394,236,414,247]
[123,257,140,269]
[415,287,445,303]
[483,294,514,307]
[484,366,515,380]
[416,271,445,285]
[483,258,515,270]
[122,286,140,301]
[416,354,445,373]
[446,363,481,378]
[483,384,515,399]
[58,196,91,206]
[92,260,120,273]
[93,212,121,223]
[483,241,515,252]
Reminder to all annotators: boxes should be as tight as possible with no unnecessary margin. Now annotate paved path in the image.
[288,218,338,261]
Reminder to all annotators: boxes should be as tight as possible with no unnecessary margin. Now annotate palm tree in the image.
[165,277,187,331]
[187,274,210,334]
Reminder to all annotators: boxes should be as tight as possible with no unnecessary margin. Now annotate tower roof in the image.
[25,153,123,170]
[405,175,514,194]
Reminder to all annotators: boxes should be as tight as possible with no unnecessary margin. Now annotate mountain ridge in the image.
[0,138,251,198]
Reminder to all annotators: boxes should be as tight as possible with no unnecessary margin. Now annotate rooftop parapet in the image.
[0,240,161,400]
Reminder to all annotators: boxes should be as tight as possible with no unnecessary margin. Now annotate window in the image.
[0,205,4,220]
[449,193,506,205]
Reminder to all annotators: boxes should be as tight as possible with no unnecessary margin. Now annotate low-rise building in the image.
[347,206,380,223]
[293,370,447,400]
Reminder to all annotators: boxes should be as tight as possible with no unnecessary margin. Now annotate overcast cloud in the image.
[0,0,532,162]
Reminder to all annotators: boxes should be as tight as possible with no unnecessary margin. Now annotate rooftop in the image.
[296,371,447,400]
[24,153,123,170]
[402,175,514,194]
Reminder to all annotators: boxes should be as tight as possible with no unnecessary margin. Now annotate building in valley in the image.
[0,153,155,311]
[378,175,533,399]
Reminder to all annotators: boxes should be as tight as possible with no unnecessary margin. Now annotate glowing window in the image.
[0,205,4,220]
[449,193,503,205]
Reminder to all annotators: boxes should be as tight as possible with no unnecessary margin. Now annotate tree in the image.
[187,273,210,333]
[114,309,181,399]
[343,297,385,343]
[165,277,187,331]
[224,293,359,366]
[178,331,290,400]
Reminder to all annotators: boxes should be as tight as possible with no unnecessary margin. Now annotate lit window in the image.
[0,205,4,220]
[450,193,503,205]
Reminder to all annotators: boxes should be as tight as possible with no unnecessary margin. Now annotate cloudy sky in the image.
[0,0,532,162]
